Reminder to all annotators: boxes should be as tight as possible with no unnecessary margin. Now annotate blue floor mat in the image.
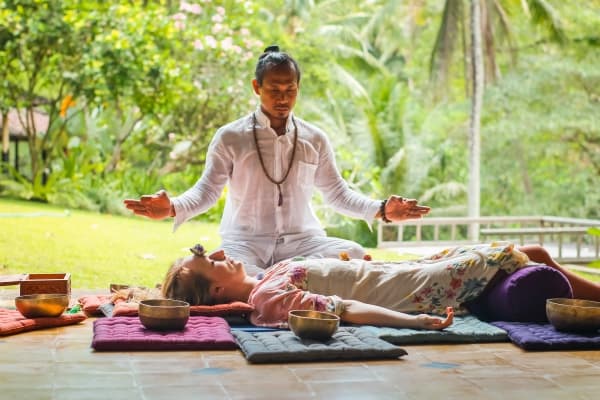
[361,315,508,345]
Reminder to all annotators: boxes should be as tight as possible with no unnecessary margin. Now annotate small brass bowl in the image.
[546,298,600,333]
[288,310,340,341]
[15,294,70,318]
[139,299,190,331]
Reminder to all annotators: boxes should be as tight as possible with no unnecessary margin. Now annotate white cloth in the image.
[171,107,381,267]
[220,233,365,275]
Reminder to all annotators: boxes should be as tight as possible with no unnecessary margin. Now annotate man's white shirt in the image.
[172,107,380,241]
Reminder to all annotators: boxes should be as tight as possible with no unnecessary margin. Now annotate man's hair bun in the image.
[264,45,280,53]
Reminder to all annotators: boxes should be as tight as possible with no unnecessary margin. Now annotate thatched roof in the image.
[0,108,49,140]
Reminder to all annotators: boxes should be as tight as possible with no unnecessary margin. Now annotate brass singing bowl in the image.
[288,310,340,341]
[15,294,70,318]
[546,298,600,333]
[139,299,190,331]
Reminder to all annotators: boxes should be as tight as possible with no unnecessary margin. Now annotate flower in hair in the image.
[190,244,206,257]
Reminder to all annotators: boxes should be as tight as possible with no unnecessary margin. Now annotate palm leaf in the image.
[429,0,464,86]
[330,64,372,107]
[490,0,518,65]
[420,181,467,203]
[525,0,567,44]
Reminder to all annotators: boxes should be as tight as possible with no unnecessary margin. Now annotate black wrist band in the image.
[380,199,391,223]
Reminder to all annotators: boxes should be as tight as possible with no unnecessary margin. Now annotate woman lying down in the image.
[161,242,600,330]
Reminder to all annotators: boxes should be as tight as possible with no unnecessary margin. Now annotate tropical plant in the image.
[430,0,567,95]
[0,1,186,197]
[0,1,267,210]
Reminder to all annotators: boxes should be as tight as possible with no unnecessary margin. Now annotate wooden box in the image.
[8,273,71,296]
[0,273,71,296]
[18,273,71,296]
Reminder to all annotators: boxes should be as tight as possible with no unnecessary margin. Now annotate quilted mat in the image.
[491,321,600,351]
[92,316,237,351]
[361,315,508,345]
[232,327,407,364]
[0,308,87,336]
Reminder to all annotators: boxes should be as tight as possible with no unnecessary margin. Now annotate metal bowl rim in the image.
[288,310,340,321]
[139,299,190,308]
[15,294,69,301]
[546,298,600,309]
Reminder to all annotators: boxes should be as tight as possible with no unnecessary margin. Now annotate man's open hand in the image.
[123,190,173,220]
[384,195,430,222]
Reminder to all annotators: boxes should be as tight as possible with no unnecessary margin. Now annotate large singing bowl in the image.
[546,298,600,333]
[139,299,190,331]
[15,294,70,318]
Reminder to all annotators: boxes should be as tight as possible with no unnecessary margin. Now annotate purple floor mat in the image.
[92,316,237,351]
[491,321,600,351]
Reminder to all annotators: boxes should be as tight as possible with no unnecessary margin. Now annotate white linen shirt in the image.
[171,108,381,241]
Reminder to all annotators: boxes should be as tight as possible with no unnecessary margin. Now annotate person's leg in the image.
[519,245,600,301]
[219,240,269,277]
[275,235,366,264]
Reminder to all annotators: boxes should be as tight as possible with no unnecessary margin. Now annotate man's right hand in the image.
[123,189,173,220]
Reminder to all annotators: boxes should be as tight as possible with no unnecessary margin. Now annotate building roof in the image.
[1,108,49,140]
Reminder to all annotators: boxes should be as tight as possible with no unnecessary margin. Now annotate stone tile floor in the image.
[1,289,600,400]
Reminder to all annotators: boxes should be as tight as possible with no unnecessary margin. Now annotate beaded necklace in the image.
[252,112,298,207]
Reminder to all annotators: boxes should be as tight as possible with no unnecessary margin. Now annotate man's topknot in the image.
[254,45,301,85]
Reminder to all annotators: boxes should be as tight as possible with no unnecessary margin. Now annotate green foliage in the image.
[0,1,266,219]
[482,47,600,217]
[590,227,600,268]
[1,0,599,248]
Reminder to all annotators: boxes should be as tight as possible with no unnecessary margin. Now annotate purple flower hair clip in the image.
[190,244,206,257]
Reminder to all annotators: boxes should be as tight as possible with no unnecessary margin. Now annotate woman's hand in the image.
[123,189,173,220]
[384,195,430,222]
[414,307,454,330]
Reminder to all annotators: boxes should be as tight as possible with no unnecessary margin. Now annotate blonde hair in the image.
[161,258,215,305]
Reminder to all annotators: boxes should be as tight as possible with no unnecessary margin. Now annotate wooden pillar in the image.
[1,112,9,173]
[42,148,48,185]
[14,138,19,172]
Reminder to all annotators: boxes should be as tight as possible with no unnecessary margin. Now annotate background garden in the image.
[1,0,598,288]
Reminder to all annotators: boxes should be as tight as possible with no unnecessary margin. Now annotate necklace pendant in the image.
[278,191,283,207]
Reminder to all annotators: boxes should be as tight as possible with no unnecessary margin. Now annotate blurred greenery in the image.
[1,0,599,249]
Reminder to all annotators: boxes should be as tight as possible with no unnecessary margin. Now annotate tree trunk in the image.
[26,108,40,183]
[461,2,471,97]
[468,0,484,240]
[105,114,142,173]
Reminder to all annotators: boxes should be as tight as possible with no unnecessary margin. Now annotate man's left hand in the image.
[384,195,430,222]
